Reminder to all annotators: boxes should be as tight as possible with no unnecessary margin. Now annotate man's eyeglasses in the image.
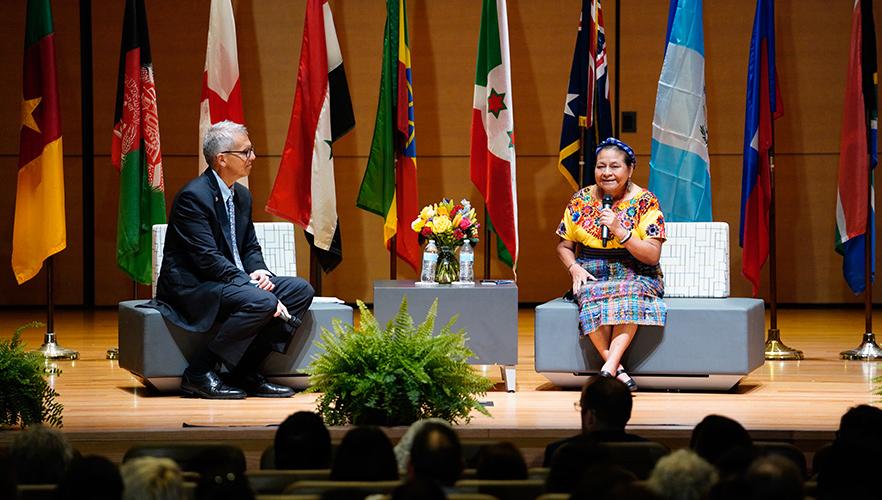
[221,147,255,159]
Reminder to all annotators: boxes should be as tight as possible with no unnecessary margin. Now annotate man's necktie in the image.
[227,195,244,271]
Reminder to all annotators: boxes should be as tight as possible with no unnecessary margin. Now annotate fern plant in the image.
[307,297,493,426]
[0,322,64,428]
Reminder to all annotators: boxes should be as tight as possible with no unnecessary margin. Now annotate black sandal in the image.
[617,368,638,392]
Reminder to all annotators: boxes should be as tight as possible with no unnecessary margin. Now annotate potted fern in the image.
[307,298,492,426]
[0,322,63,428]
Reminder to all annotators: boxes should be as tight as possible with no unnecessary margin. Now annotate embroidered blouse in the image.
[557,186,666,249]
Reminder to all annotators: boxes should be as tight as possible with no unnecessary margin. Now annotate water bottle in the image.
[420,240,439,283]
[459,240,474,283]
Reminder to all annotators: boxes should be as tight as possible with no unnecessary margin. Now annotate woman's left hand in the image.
[598,208,622,238]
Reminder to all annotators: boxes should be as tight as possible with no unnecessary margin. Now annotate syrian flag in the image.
[198,0,247,186]
[266,0,354,273]
[470,0,519,271]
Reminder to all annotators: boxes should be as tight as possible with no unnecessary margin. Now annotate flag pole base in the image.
[764,328,803,360]
[34,332,79,360]
[106,347,119,360]
[840,333,882,360]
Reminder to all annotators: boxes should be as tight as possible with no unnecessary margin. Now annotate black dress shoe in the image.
[617,368,639,393]
[599,370,614,378]
[238,373,295,398]
[181,370,247,399]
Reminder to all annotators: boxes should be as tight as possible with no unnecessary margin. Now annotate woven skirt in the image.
[575,248,666,336]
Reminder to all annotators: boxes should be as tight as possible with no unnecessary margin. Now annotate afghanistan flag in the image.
[558,0,613,190]
[740,0,782,297]
[198,0,247,186]
[470,0,519,271]
[12,0,66,285]
[111,0,166,285]
[266,0,354,274]
[356,0,420,272]
[835,0,877,294]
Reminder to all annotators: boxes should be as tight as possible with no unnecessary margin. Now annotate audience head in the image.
[393,418,451,474]
[745,455,803,500]
[10,424,75,484]
[407,421,464,486]
[194,468,255,500]
[545,438,612,494]
[57,455,123,500]
[120,456,183,500]
[331,426,398,481]
[274,411,332,469]
[579,375,633,431]
[475,441,528,480]
[689,414,753,473]
[571,463,637,500]
[836,404,882,447]
[647,449,718,500]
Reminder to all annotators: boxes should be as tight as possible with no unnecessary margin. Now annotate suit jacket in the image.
[152,169,268,332]
[542,429,648,467]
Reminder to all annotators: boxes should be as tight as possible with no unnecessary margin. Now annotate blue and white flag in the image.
[648,0,712,222]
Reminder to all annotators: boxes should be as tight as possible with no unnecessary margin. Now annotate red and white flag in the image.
[470,0,519,271]
[198,0,246,184]
[266,0,354,273]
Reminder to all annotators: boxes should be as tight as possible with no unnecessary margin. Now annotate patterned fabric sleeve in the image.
[556,188,592,245]
[636,192,666,241]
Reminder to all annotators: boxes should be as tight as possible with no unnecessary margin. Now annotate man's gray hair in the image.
[202,120,248,168]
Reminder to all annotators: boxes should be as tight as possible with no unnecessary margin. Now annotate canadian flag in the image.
[198,0,246,185]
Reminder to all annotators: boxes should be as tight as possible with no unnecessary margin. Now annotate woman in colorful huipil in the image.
[556,138,667,392]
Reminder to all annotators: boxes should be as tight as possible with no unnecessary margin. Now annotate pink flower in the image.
[459,218,472,230]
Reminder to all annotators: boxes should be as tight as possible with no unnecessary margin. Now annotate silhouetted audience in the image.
[120,456,183,500]
[330,426,398,481]
[689,414,755,479]
[744,455,803,500]
[0,449,16,500]
[407,421,464,486]
[393,418,451,474]
[647,449,718,500]
[274,411,332,470]
[571,463,637,500]
[390,477,446,500]
[56,455,124,500]
[194,468,255,500]
[816,404,882,500]
[475,441,527,480]
[544,375,646,467]
[9,424,74,484]
[545,438,611,494]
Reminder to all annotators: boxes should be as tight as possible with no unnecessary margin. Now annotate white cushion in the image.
[660,222,729,298]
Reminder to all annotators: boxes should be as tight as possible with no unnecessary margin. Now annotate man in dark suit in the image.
[543,375,646,466]
[151,120,314,399]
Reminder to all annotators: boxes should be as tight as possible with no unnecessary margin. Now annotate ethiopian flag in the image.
[356,0,420,272]
[111,0,166,285]
[12,0,66,285]
[470,0,519,271]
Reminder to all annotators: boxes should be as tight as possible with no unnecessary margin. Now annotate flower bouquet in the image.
[412,198,480,283]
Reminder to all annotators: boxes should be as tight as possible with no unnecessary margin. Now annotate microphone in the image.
[601,194,613,247]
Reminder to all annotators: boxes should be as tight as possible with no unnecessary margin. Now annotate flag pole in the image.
[34,257,79,360]
[483,207,491,280]
[841,153,882,359]
[310,246,323,296]
[764,128,802,360]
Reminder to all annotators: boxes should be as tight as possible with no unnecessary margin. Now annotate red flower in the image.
[420,226,433,238]
[453,228,464,240]
[453,204,463,214]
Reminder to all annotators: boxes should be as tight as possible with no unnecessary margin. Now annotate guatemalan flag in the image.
[198,0,246,185]
[648,0,712,222]
[740,0,782,297]
[266,0,355,273]
[835,0,878,294]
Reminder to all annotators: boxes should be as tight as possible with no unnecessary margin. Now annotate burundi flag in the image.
[740,0,783,296]
[835,0,877,294]
[12,0,66,285]
[198,0,247,186]
[266,0,355,274]
[111,0,166,285]
[470,0,519,271]
[648,0,712,222]
[558,0,613,190]
[356,0,420,272]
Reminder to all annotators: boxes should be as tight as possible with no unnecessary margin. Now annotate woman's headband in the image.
[595,137,636,166]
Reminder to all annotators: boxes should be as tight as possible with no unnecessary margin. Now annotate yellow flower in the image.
[432,214,452,233]
[437,204,449,217]
[411,217,425,231]
[420,205,435,220]
[452,213,462,228]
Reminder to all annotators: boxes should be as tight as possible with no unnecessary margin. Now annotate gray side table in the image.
[373,280,519,392]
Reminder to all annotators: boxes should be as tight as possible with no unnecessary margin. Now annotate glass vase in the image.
[435,246,459,284]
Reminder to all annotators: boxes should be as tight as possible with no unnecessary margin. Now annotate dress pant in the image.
[208,276,314,369]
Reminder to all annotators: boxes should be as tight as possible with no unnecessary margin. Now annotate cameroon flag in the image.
[112,0,166,284]
[12,0,66,285]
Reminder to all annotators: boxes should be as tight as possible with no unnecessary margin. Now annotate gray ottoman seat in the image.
[535,222,765,391]
[118,222,352,391]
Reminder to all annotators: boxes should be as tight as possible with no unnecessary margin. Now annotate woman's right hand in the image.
[570,263,597,295]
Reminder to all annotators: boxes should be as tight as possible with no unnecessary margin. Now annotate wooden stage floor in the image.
[1,306,880,467]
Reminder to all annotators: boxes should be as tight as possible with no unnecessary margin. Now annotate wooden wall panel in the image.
[0,0,880,306]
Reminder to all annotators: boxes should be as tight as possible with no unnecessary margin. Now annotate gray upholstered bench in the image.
[118,222,352,391]
[534,222,765,391]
